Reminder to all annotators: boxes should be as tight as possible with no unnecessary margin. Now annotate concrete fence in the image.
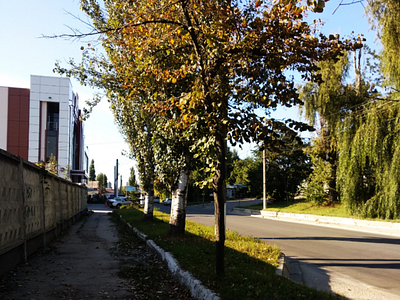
[0,149,87,276]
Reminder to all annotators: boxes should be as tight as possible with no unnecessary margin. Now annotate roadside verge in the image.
[119,215,221,300]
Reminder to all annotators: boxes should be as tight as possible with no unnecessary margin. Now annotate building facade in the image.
[0,75,88,183]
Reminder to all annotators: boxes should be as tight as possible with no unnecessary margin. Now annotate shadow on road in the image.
[293,257,400,269]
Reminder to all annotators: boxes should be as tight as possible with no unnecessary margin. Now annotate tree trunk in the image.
[143,116,155,221]
[143,159,154,221]
[354,49,362,95]
[169,152,190,236]
[213,131,227,277]
[327,153,338,205]
[143,187,154,221]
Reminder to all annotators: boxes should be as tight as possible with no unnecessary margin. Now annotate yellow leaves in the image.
[172,78,177,84]
[170,38,174,45]
[179,98,187,109]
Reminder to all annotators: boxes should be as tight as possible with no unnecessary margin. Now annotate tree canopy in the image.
[96,172,108,189]
[56,0,362,275]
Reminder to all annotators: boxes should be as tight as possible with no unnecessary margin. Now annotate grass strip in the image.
[116,207,342,300]
[244,200,400,221]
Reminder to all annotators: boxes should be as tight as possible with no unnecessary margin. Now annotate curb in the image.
[280,255,303,284]
[275,253,302,284]
[119,215,220,300]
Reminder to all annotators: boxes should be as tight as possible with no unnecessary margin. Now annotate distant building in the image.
[226,184,247,199]
[0,75,89,183]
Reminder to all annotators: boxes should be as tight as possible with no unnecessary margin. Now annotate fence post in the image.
[17,158,27,263]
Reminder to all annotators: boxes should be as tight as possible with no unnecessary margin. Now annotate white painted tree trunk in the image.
[144,191,154,220]
[169,169,189,236]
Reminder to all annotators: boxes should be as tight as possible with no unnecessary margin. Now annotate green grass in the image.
[115,206,343,300]
[245,200,349,218]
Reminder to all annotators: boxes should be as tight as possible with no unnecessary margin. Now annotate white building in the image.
[28,75,88,183]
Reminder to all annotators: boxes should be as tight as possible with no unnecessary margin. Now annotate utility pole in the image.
[114,159,118,197]
[263,147,267,210]
[120,175,122,195]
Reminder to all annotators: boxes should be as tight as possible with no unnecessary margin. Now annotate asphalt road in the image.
[156,199,400,300]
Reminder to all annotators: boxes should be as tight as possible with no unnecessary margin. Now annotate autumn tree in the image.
[55,0,361,275]
[118,102,156,221]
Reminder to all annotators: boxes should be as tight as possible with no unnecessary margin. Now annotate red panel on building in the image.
[7,87,30,160]
[8,95,20,121]
[7,120,20,147]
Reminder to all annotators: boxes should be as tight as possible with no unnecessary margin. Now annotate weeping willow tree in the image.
[339,100,400,219]
[299,52,364,205]
[367,0,400,88]
[336,0,400,219]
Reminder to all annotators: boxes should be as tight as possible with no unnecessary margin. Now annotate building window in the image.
[47,102,59,131]
[46,102,59,161]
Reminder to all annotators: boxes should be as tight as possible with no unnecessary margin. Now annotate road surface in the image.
[156,199,400,300]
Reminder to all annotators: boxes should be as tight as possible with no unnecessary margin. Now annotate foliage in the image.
[299,34,400,219]
[338,99,400,219]
[299,48,379,205]
[299,52,350,204]
[35,154,59,176]
[229,157,263,196]
[89,159,96,181]
[303,150,333,205]
[229,137,311,200]
[226,148,240,184]
[63,164,71,181]
[367,0,400,88]
[128,167,138,187]
[96,172,108,189]
[264,138,312,201]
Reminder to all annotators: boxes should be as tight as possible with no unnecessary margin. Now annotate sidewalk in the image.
[0,205,194,300]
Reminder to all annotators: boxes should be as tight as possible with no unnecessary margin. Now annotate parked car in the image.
[163,198,172,206]
[109,197,132,209]
[106,196,115,208]
[154,196,160,203]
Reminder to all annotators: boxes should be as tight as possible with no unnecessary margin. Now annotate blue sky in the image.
[0,0,378,185]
